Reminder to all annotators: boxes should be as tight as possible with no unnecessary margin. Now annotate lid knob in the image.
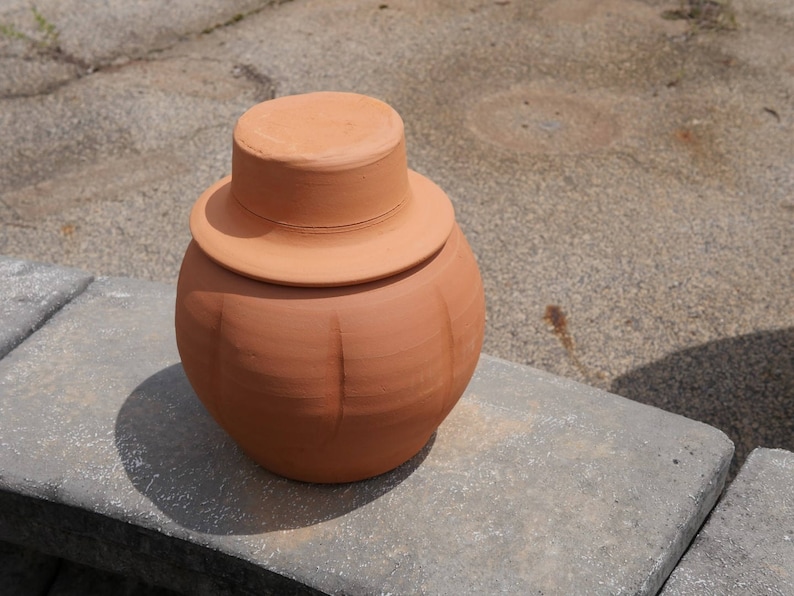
[232,92,411,229]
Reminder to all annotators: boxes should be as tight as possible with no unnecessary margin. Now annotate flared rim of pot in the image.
[189,91,455,287]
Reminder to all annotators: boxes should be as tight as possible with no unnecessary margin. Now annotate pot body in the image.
[175,224,485,483]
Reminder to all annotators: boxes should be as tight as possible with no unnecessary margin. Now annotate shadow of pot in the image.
[611,328,794,481]
[114,363,432,535]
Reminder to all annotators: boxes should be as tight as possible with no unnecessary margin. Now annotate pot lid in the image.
[189,91,455,287]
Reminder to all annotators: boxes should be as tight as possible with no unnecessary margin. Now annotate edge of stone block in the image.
[0,256,94,360]
[0,270,738,595]
[0,489,322,596]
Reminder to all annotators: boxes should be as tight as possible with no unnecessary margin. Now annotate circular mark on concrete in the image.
[467,88,620,154]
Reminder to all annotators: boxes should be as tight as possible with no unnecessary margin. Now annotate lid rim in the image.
[189,170,455,288]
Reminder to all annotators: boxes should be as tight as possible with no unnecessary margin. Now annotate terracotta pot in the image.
[175,92,485,483]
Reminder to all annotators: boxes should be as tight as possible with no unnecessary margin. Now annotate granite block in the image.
[0,256,92,359]
[0,276,734,595]
[662,447,794,595]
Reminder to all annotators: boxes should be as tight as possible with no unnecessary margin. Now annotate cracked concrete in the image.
[0,0,792,478]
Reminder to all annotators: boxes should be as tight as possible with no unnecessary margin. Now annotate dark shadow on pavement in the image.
[611,328,794,481]
[115,363,432,535]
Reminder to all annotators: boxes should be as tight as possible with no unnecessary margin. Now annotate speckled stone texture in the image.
[662,447,794,596]
[0,273,734,594]
[0,256,92,359]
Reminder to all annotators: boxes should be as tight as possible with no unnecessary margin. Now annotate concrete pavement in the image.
[1,0,792,481]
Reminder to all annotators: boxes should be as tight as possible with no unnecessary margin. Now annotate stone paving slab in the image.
[661,447,794,595]
[0,273,733,595]
[0,256,92,359]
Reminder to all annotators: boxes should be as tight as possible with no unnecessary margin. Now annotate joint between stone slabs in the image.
[0,257,95,361]
[0,273,94,359]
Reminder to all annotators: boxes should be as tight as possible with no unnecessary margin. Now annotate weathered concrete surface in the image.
[0,274,733,595]
[662,447,794,596]
[0,0,282,97]
[0,256,92,359]
[0,0,791,474]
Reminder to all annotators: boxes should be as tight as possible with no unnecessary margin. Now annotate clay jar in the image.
[175,92,485,483]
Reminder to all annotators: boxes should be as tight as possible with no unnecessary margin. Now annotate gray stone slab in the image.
[0,256,92,359]
[0,276,733,595]
[662,448,794,596]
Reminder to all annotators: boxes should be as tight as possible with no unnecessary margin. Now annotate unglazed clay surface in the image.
[176,92,486,482]
[189,92,454,287]
[176,225,484,483]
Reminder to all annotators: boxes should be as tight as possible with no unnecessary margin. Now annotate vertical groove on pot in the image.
[434,282,456,423]
[325,311,346,445]
[209,293,226,426]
